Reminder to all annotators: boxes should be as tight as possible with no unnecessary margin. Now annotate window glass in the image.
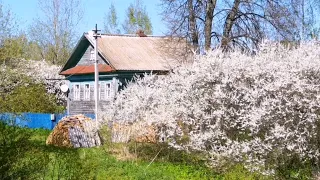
[90,50,94,61]
[84,84,90,100]
[105,83,111,99]
[74,84,80,100]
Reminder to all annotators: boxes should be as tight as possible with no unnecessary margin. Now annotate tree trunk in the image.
[221,0,241,50]
[188,0,199,53]
[204,0,217,52]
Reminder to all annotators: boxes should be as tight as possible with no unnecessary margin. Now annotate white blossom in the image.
[1,59,67,104]
[102,42,320,174]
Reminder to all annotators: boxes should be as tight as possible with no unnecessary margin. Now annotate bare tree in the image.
[0,3,30,63]
[188,0,199,52]
[160,0,203,53]
[221,0,240,50]
[161,0,303,52]
[290,0,320,40]
[204,0,217,51]
[29,0,83,65]
[0,3,16,44]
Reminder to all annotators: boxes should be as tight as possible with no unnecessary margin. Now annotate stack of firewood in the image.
[46,114,101,148]
[111,121,158,143]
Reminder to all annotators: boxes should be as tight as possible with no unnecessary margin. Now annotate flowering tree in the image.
[102,41,320,174]
[0,59,66,105]
[16,59,67,104]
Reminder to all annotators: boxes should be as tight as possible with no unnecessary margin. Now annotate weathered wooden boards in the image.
[46,114,101,148]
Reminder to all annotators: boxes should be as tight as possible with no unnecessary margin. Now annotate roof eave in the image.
[59,33,88,74]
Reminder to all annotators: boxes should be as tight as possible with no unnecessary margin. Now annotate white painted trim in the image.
[84,83,90,101]
[105,82,111,100]
[73,83,81,101]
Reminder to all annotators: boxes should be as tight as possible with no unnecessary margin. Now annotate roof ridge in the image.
[84,32,171,38]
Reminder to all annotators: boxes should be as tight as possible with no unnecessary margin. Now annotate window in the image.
[73,84,80,100]
[105,82,111,99]
[84,84,90,100]
[90,50,94,61]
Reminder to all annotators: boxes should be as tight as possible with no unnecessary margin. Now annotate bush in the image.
[275,153,313,179]
[103,41,320,175]
[0,83,64,113]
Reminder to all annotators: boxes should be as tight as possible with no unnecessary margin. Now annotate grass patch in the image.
[1,123,221,179]
[1,123,287,179]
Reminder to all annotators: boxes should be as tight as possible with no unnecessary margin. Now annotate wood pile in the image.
[111,121,157,143]
[46,114,101,148]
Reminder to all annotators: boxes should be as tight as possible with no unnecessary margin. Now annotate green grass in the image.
[0,124,275,180]
[1,124,221,179]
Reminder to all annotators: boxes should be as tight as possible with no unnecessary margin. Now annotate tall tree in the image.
[160,0,304,51]
[160,0,203,53]
[221,0,241,50]
[29,0,83,65]
[204,0,217,51]
[0,3,28,63]
[104,3,120,34]
[292,0,320,40]
[122,0,153,35]
[0,3,16,45]
[188,0,199,52]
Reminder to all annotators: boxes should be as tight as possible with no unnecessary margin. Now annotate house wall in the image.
[67,77,118,115]
[78,45,105,65]
[65,71,155,115]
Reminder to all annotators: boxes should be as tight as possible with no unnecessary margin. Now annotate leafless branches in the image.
[160,0,315,52]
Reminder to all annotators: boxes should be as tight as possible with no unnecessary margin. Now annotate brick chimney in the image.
[136,30,147,37]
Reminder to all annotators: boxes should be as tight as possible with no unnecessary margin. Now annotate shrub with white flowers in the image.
[0,59,66,104]
[103,41,320,174]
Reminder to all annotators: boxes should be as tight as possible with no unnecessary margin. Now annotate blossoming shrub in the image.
[102,42,320,174]
[0,59,66,105]
[16,59,67,104]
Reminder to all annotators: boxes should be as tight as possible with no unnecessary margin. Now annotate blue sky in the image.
[3,0,167,36]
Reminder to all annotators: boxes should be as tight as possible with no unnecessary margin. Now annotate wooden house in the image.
[59,31,190,115]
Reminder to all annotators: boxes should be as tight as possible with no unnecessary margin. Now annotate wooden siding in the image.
[78,45,104,65]
[69,101,111,115]
[68,79,118,115]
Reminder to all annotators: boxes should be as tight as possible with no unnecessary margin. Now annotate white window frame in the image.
[84,83,90,101]
[90,50,95,61]
[105,82,112,100]
[73,83,80,101]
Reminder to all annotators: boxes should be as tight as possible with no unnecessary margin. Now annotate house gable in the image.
[78,45,104,65]
[59,34,111,74]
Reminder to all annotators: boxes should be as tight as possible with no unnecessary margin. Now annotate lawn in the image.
[0,123,224,179]
[0,122,274,179]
